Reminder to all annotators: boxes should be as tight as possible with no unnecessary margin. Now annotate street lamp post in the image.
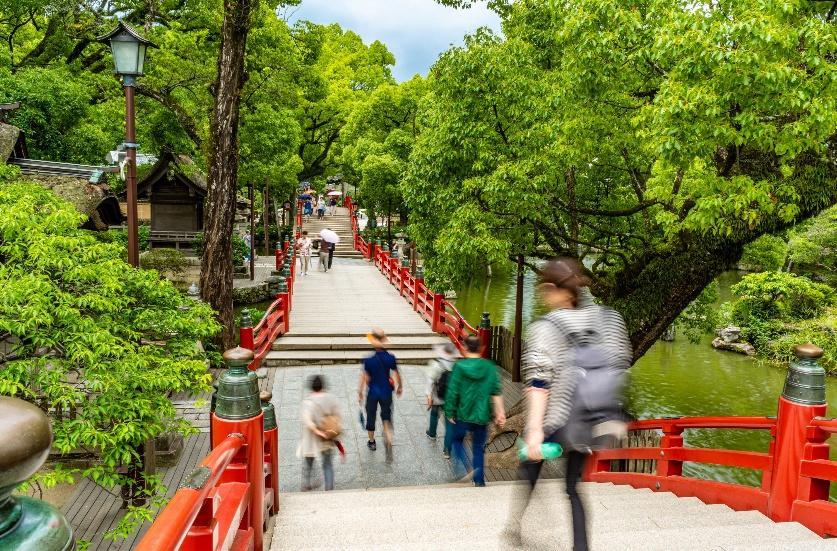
[98,21,157,267]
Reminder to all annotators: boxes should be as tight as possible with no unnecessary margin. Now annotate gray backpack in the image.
[549,308,626,450]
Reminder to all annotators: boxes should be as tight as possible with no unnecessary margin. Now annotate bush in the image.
[193,232,249,267]
[140,248,188,279]
[728,271,835,326]
[740,234,788,271]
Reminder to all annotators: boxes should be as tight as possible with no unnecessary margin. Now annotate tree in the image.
[787,206,837,285]
[405,0,837,359]
[0,176,219,539]
[200,0,259,348]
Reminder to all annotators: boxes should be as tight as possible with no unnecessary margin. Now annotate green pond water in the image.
[453,270,837,492]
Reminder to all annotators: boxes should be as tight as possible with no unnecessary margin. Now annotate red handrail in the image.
[136,435,245,551]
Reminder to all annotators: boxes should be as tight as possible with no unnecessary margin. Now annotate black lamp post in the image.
[97,21,157,267]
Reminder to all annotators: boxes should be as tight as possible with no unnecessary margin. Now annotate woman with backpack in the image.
[300,375,342,491]
[503,258,632,550]
[425,342,459,458]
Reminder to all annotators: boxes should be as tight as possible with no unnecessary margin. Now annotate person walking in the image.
[327,239,336,270]
[299,375,342,491]
[303,198,313,222]
[329,196,338,216]
[317,239,329,272]
[358,329,402,462]
[445,335,505,487]
[503,257,632,550]
[317,196,326,220]
[425,342,458,458]
[297,230,312,276]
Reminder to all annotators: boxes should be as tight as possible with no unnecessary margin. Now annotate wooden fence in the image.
[489,325,517,378]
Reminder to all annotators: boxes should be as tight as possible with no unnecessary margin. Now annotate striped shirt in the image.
[521,289,632,435]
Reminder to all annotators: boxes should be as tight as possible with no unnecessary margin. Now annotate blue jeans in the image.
[452,421,488,485]
[428,405,453,454]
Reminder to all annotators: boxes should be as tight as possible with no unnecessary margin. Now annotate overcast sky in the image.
[287,0,501,81]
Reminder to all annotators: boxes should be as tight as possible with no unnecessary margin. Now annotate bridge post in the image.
[260,391,280,516]
[239,308,254,353]
[478,312,491,359]
[0,397,74,551]
[414,267,424,314]
[767,344,828,522]
[390,250,399,286]
[432,292,445,333]
[213,347,265,551]
[275,241,283,271]
[400,255,410,299]
[656,421,684,478]
[277,276,290,333]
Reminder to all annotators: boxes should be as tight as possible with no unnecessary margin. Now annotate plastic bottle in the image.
[517,440,563,461]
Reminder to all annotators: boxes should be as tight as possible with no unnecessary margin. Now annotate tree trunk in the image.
[200,0,257,349]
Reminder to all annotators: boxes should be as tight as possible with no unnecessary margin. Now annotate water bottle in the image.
[517,440,563,461]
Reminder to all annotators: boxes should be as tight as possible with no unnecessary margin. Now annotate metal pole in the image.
[513,254,524,382]
[249,182,255,281]
[124,84,139,267]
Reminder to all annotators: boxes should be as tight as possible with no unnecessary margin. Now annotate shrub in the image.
[740,234,788,271]
[140,248,188,279]
[193,232,249,267]
[728,271,835,326]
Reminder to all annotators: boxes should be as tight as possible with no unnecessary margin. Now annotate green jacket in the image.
[444,357,502,425]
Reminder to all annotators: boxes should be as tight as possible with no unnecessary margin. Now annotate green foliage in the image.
[103,225,151,254]
[740,235,789,272]
[728,272,835,326]
[140,249,188,280]
[787,206,837,285]
[0,181,220,538]
[232,234,249,267]
[674,281,720,344]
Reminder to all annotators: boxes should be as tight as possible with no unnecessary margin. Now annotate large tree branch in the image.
[135,84,204,149]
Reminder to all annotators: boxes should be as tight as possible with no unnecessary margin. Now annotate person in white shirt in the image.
[298,231,312,275]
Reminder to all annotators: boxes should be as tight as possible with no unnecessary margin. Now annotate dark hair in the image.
[310,375,324,392]
[539,257,590,303]
[464,335,482,354]
[302,230,308,236]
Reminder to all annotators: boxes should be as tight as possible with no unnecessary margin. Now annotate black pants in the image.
[328,244,334,269]
[365,395,393,432]
[518,450,588,551]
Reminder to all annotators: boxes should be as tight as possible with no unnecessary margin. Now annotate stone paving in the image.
[273,364,456,493]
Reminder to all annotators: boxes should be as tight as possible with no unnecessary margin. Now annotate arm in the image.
[491,369,505,427]
[425,360,437,408]
[444,368,460,423]
[302,402,326,439]
[358,368,369,405]
[392,367,403,397]
[520,319,563,460]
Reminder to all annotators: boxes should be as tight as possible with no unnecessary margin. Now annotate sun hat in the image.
[432,342,459,361]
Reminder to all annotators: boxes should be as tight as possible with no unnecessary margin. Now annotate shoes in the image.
[500,527,523,548]
[473,481,486,487]
[425,431,436,439]
[385,441,393,463]
[367,440,376,451]
[453,470,473,483]
[443,451,450,459]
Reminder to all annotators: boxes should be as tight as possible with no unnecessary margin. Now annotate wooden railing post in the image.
[274,241,283,271]
[260,391,280,516]
[768,344,828,522]
[414,267,424,314]
[212,347,265,551]
[431,293,445,333]
[239,308,255,353]
[656,422,684,478]
[478,312,492,359]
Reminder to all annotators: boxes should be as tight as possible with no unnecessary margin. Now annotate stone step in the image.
[272,335,449,351]
[264,348,438,366]
[271,480,826,550]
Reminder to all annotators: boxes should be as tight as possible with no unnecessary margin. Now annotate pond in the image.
[453,268,837,494]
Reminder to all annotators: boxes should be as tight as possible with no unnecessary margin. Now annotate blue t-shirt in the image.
[363,350,398,398]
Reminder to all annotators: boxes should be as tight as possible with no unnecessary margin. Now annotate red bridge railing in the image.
[346,197,489,356]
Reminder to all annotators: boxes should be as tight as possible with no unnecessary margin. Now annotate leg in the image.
[328,247,334,269]
[380,396,394,461]
[365,396,378,447]
[566,451,589,551]
[443,416,454,456]
[303,457,315,490]
[470,423,488,486]
[451,422,469,479]
[427,405,439,438]
[322,450,334,491]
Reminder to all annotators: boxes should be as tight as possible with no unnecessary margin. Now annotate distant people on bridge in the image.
[303,198,313,222]
[503,257,632,550]
[445,335,505,487]
[298,230,312,276]
[315,239,328,272]
[329,196,338,216]
[425,342,459,459]
[327,237,335,270]
[299,375,342,491]
[317,196,326,219]
[358,329,402,462]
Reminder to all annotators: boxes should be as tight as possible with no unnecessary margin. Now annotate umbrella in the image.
[320,229,340,244]
[327,190,342,197]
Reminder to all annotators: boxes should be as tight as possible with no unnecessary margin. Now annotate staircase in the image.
[301,208,363,258]
[271,481,837,550]
[266,333,449,366]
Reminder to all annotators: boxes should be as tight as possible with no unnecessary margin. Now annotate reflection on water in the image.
[454,268,836,493]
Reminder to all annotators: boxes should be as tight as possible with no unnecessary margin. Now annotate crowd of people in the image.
[293,257,631,550]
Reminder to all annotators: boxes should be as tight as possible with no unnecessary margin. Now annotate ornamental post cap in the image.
[223,346,254,365]
[259,391,272,402]
[0,397,52,480]
[794,343,823,359]
[96,20,158,48]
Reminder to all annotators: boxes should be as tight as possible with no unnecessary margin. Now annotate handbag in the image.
[315,401,342,440]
